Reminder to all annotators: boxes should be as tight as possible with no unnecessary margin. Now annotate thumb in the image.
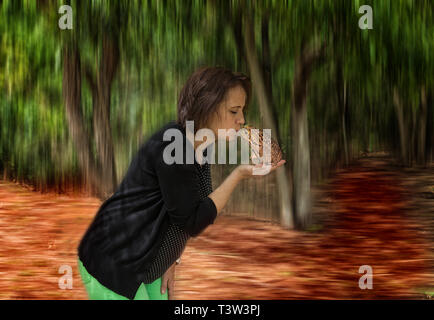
[161,278,167,294]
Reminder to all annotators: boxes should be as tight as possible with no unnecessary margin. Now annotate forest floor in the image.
[0,153,433,299]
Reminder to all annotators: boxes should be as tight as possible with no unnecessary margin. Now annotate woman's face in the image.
[207,85,246,141]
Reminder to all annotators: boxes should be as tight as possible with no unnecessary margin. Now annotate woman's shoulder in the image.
[140,121,179,149]
[148,121,184,144]
[138,121,189,164]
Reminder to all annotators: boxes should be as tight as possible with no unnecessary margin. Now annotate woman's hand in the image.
[161,262,176,299]
[208,160,285,215]
[235,160,286,179]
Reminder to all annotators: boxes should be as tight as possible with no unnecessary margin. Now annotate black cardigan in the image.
[77,121,218,299]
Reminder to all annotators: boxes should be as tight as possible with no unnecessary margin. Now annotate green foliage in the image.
[0,0,432,191]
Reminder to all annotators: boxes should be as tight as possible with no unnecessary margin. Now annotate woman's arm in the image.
[208,168,243,215]
[209,160,286,215]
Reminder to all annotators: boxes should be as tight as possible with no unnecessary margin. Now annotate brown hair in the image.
[177,66,252,132]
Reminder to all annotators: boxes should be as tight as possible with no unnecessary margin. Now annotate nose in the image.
[237,114,245,127]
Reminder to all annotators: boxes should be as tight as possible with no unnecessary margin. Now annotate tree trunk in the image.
[292,101,311,229]
[243,13,294,229]
[92,36,119,199]
[63,36,119,201]
[62,45,102,197]
[342,81,349,164]
[410,101,417,165]
[417,86,427,165]
[261,12,281,146]
[229,3,246,71]
[369,102,373,152]
[393,88,408,165]
[427,90,433,163]
[336,58,349,165]
[291,42,326,229]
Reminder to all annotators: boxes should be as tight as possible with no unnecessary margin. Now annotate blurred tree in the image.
[242,4,294,229]
[0,0,432,227]
[62,1,121,200]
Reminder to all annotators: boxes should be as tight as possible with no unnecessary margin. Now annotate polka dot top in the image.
[141,162,213,283]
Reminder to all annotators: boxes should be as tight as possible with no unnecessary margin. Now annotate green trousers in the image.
[77,258,168,300]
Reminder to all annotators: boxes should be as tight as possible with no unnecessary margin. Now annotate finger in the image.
[273,160,285,167]
[271,160,286,170]
[161,278,168,295]
[266,163,282,174]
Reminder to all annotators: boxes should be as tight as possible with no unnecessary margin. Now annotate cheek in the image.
[218,112,236,130]
[219,115,230,128]
[227,114,237,125]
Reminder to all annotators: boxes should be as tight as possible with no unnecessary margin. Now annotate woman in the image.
[76,66,285,300]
